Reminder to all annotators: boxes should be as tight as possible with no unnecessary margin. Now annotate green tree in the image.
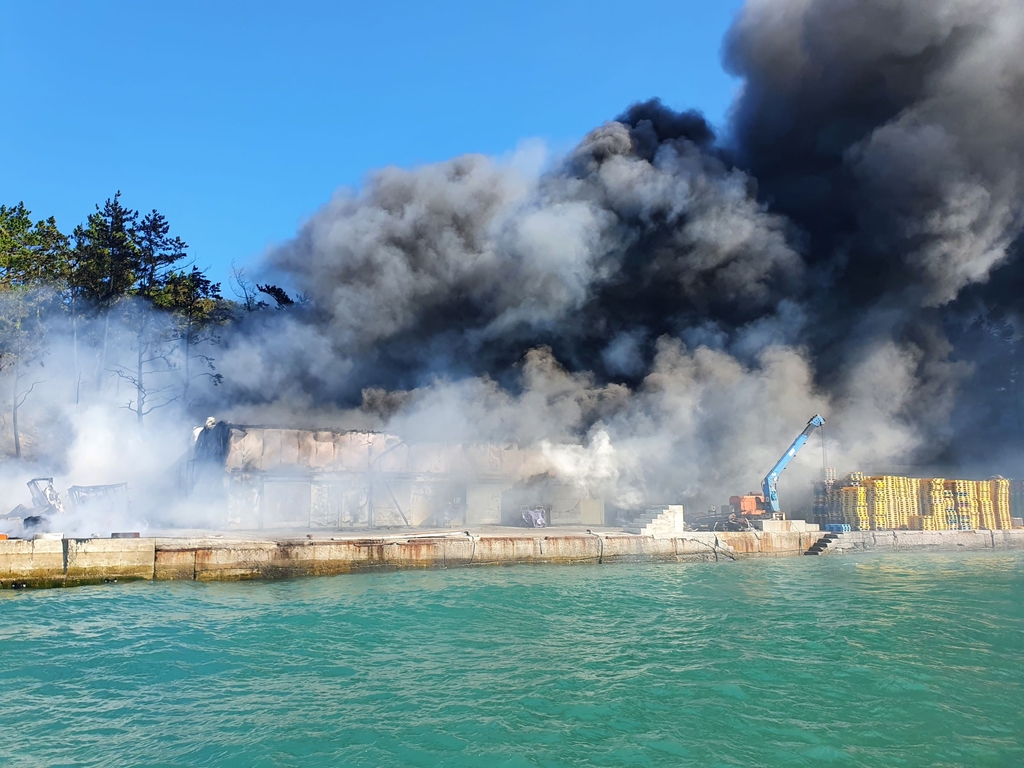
[161,266,227,407]
[0,202,70,288]
[257,283,294,308]
[135,209,188,299]
[71,195,195,419]
[72,192,141,390]
[119,209,190,424]
[0,291,48,458]
[0,203,67,457]
[72,192,140,306]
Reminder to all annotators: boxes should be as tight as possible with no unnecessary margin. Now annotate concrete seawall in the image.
[1,528,816,588]
[824,528,1024,553]
[0,537,157,588]
[2,528,1023,588]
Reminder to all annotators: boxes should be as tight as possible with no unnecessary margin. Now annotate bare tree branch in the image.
[15,380,44,409]
[141,395,180,416]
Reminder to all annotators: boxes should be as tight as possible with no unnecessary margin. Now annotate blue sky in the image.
[2,0,744,289]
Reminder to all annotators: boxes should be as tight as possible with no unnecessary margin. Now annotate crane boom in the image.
[761,414,825,514]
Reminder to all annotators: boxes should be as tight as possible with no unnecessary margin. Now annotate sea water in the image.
[1,552,1022,767]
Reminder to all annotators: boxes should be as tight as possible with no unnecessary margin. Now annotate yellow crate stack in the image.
[940,488,957,530]
[839,485,870,530]
[898,475,920,528]
[830,473,1017,531]
[865,477,890,529]
[945,480,977,530]
[919,478,951,531]
[977,480,997,530]
[865,475,919,530]
[991,478,1012,530]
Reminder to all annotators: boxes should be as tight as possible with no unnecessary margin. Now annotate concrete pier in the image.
[0,527,813,587]
[821,528,1024,553]
[2,527,1023,588]
[0,536,155,588]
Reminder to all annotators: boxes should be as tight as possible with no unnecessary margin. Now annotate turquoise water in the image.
[2,553,1022,767]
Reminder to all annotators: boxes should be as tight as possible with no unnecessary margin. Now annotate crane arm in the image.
[761,414,825,514]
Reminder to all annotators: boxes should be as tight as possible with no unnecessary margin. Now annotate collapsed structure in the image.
[183,422,605,530]
[0,478,132,535]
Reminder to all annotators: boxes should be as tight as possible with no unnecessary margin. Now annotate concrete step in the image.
[804,532,842,555]
[625,505,685,538]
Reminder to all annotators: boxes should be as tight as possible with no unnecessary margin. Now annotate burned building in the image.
[183,422,605,530]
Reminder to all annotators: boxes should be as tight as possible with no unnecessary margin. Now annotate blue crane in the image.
[761,414,825,514]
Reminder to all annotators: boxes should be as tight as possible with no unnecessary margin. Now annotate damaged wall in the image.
[193,424,603,529]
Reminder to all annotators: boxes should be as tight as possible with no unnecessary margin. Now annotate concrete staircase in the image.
[624,505,686,538]
[804,531,844,555]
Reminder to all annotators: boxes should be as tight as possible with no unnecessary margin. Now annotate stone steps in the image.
[624,505,685,538]
[804,532,842,555]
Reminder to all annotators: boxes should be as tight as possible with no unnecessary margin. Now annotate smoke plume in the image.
[208,0,1020,512]
[5,0,1023,527]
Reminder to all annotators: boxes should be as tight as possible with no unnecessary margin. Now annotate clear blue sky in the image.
[1,0,744,288]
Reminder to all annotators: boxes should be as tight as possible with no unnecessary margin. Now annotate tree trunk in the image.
[71,294,79,407]
[12,356,21,459]
[182,317,193,407]
[96,311,110,392]
[136,329,145,427]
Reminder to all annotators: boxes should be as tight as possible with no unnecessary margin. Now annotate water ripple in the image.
[1,552,1022,766]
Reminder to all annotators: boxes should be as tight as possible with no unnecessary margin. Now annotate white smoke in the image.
[5,0,1023,529]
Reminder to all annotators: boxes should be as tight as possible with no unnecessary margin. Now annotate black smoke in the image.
[213,0,1024,506]
[722,0,1024,467]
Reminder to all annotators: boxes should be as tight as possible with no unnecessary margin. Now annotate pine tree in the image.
[0,203,68,457]
[72,192,141,391]
[135,209,188,299]
[72,192,140,306]
[0,202,69,288]
[161,266,227,407]
[108,205,192,425]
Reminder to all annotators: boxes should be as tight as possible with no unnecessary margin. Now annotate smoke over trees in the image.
[2,0,1023,518]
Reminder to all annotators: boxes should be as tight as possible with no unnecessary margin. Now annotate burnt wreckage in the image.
[3,478,131,533]
[183,420,605,530]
